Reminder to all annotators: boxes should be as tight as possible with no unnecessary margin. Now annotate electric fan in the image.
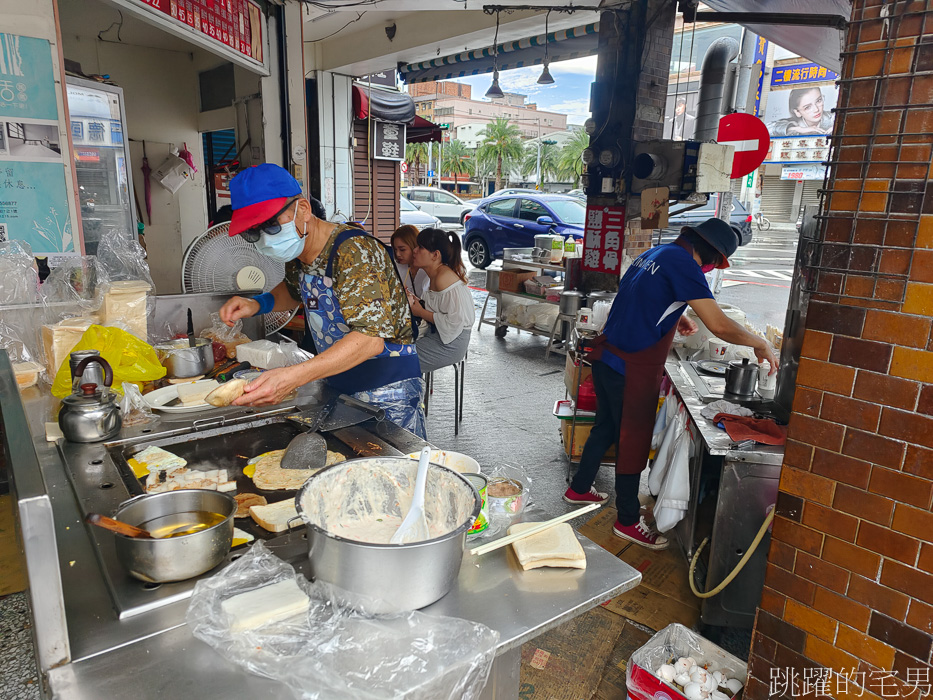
[181,222,298,335]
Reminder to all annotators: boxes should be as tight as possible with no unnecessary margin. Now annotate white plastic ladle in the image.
[390,447,431,545]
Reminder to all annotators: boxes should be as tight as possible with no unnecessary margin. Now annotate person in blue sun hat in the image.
[218,163,426,438]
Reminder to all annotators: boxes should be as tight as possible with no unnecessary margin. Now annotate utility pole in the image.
[535,119,542,189]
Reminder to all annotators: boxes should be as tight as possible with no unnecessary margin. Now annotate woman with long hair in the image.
[390,225,429,296]
[767,87,833,136]
[407,227,474,374]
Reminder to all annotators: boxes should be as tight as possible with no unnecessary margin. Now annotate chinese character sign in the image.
[770,62,839,87]
[144,0,264,63]
[0,34,58,121]
[752,36,768,117]
[373,121,406,162]
[0,162,74,253]
[582,205,625,275]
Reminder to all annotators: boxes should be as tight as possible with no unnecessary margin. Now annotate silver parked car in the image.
[401,186,476,226]
[399,196,442,230]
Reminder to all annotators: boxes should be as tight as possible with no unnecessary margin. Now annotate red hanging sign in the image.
[582,204,625,275]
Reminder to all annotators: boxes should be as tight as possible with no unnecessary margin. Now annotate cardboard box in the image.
[564,351,592,399]
[560,420,616,461]
[498,270,536,293]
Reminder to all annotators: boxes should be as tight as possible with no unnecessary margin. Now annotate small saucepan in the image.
[109,490,236,583]
[154,338,215,378]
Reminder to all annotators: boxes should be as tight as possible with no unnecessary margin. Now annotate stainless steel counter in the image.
[663,346,783,628]
[1,352,641,699]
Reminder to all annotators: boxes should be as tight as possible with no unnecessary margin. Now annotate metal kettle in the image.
[724,358,758,397]
[59,356,122,443]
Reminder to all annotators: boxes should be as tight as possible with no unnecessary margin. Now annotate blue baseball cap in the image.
[228,164,302,237]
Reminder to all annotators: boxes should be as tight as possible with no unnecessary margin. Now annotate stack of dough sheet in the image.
[508,522,587,571]
[102,280,151,341]
[41,316,96,376]
[221,579,311,632]
[130,445,236,494]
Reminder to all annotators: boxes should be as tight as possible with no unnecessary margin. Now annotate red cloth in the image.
[713,413,787,445]
[586,326,677,475]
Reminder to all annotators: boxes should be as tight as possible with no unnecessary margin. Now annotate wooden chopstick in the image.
[469,502,601,556]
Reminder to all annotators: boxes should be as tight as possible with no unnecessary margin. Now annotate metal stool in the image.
[424,353,467,435]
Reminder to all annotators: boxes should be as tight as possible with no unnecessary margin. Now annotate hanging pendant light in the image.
[537,12,555,85]
[486,12,504,99]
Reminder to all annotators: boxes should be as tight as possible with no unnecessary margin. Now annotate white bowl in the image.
[407,450,480,474]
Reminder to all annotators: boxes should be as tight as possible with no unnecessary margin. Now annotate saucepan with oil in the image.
[108,490,236,583]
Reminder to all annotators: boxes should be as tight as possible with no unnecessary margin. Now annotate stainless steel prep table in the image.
[1,353,640,700]
[663,351,784,628]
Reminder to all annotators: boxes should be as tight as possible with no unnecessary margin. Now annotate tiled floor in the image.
[0,593,40,700]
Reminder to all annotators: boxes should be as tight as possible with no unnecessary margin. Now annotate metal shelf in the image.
[498,290,560,305]
[502,259,571,273]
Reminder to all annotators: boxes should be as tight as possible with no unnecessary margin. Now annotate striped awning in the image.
[399,23,599,84]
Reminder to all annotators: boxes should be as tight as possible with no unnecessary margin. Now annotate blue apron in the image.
[299,227,426,438]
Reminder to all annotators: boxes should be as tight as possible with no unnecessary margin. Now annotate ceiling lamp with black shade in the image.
[485,12,505,99]
[537,12,555,85]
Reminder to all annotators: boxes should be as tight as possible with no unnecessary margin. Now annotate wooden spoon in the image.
[85,513,153,539]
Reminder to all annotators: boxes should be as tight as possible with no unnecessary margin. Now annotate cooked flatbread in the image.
[206,378,247,406]
[234,493,267,518]
[251,448,346,491]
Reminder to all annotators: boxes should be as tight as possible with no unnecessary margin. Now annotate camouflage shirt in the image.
[285,224,413,344]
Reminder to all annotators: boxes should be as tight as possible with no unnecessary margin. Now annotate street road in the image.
[718,224,798,333]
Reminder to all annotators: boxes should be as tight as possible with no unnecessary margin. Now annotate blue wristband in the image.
[251,292,275,315]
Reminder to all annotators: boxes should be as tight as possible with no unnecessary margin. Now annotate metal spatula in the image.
[280,400,336,470]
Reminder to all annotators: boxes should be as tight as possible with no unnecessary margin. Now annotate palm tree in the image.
[405,142,428,185]
[441,140,473,188]
[521,140,561,188]
[477,117,524,192]
[557,129,590,189]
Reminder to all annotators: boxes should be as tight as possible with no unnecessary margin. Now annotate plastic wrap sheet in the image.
[96,232,156,337]
[39,255,110,319]
[627,623,747,700]
[186,542,498,700]
[481,463,533,539]
[0,319,37,364]
[0,240,39,305]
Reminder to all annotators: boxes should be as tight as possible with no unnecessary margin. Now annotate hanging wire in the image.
[669,16,687,139]
[543,10,550,64]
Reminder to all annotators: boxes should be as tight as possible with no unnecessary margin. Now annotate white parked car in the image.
[399,196,441,230]
[401,186,476,226]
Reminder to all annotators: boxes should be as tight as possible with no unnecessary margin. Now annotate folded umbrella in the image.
[141,140,152,223]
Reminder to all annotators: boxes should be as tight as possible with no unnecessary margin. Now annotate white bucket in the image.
[684,304,747,350]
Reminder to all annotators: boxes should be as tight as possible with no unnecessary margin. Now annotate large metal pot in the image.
[724,358,758,397]
[111,490,236,583]
[295,456,480,613]
[485,268,500,293]
[154,337,215,378]
[559,290,585,316]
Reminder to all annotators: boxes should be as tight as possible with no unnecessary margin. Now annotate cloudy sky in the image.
[445,55,598,126]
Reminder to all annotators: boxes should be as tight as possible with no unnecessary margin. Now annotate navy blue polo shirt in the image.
[601,243,714,375]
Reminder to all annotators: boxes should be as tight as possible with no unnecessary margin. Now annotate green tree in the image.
[441,139,473,188]
[405,142,428,185]
[477,117,524,192]
[522,140,561,187]
[557,128,590,188]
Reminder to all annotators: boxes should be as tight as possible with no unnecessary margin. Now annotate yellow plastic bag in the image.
[52,325,166,398]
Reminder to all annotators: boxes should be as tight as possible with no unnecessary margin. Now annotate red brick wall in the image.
[746,3,933,700]
[408,80,471,99]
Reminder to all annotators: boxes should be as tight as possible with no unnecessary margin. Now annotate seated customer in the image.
[407,228,474,374]
[391,225,429,297]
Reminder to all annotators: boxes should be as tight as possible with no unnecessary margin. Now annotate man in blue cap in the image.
[218,164,426,438]
[562,218,779,549]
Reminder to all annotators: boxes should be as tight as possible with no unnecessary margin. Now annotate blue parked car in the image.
[462,194,585,269]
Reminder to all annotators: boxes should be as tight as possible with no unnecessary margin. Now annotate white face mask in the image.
[256,201,306,262]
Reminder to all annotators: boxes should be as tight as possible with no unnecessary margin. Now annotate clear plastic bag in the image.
[39,255,109,314]
[0,319,37,364]
[0,240,39,305]
[120,381,156,426]
[200,312,251,359]
[96,232,156,340]
[186,541,498,700]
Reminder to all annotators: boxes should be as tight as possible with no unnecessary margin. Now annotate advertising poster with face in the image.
[764,85,837,137]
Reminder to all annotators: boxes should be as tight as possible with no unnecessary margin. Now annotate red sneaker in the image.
[563,486,609,505]
[612,517,669,550]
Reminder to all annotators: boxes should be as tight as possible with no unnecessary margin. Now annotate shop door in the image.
[799,180,824,219]
[202,128,236,224]
[759,175,796,222]
[352,121,399,242]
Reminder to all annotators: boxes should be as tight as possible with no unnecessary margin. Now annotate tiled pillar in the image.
[746,3,933,700]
